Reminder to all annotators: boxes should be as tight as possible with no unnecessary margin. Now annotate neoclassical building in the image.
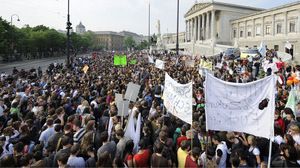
[76,22,86,34]
[162,1,300,61]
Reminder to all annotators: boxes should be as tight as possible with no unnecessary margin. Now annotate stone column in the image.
[237,22,239,39]
[198,15,201,41]
[185,20,188,42]
[201,14,204,40]
[189,20,192,41]
[284,11,288,35]
[298,10,300,33]
[252,19,255,37]
[206,12,210,40]
[244,21,247,39]
[272,14,275,35]
[211,10,216,43]
[262,16,265,37]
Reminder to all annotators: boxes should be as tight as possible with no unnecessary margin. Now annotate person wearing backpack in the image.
[212,134,228,168]
[247,135,261,168]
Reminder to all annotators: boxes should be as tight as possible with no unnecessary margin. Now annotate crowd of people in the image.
[0,50,299,168]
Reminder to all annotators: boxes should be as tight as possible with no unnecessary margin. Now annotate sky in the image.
[0,0,298,35]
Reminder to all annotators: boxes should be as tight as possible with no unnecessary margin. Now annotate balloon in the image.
[294,78,299,84]
[287,80,293,86]
[292,73,297,78]
[288,77,294,81]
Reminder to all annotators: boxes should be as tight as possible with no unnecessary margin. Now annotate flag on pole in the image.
[285,88,297,116]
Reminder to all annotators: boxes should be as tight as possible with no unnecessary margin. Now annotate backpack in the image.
[246,148,257,167]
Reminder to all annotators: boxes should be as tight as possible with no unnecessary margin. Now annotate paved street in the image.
[0,56,66,74]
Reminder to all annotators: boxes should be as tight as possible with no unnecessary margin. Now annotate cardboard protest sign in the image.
[155,59,164,70]
[148,55,154,63]
[129,59,137,65]
[124,82,141,102]
[185,60,195,67]
[115,93,123,103]
[82,65,89,74]
[117,100,129,116]
[114,55,121,65]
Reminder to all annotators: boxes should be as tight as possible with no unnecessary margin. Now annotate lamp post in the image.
[66,0,72,68]
[176,0,179,56]
[148,1,151,52]
[10,14,20,61]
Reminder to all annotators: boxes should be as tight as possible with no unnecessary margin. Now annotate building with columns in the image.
[162,1,300,61]
[231,1,300,60]
[76,22,86,34]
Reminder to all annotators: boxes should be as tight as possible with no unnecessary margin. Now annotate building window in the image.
[274,45,279,51]
[233,29,237,38]
[247,27,252,37]
[265,25,271,35]
[256,26,261,36]
[240,31,243,37]
[276,23,282,34]
[289,22,295,32]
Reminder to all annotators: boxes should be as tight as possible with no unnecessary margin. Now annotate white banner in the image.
[163,73,193,125]
[205,73,276,139]
[155,59,164,70]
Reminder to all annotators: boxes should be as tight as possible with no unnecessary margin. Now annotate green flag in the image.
[129,59,137,65]
[285,89,297,116]
[120,55,127,65]
[114,55,121,66]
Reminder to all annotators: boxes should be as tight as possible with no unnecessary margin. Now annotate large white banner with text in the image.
[163,73,193,125]
[205,73,276,139]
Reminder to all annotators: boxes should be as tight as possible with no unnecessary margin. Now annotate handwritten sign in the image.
[117,100,129,116]
[124,82,141,102]
[185,60,195,67]
[155,59,164,70]
[163,73,193,125]
[115,93,123,103]
[205,73,276,139]
[148,55,154,64]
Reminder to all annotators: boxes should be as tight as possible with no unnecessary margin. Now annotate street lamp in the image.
[10,14,20,61]
[10,14,20,26]
[66,0,72,68]
[148,1,151,52]
[176,0,179,56]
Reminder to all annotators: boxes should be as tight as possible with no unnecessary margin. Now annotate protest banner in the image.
[120,55,127,66]
[205,73,276,139]
[148,55,154,63]
[115,93,123,103]
[155,59,164,70]
[117,100,129,117]
[185,60,195,67]
[114,55,121,66]
[163,73,193,125]
[129,59,137,65]
[199,60,213,70]
[82,65,89,74]
[124,82,141,102]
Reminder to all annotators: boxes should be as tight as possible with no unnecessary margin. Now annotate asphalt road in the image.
[0,56,66,74]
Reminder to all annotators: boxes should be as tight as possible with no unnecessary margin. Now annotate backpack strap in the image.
[56,137,62,152]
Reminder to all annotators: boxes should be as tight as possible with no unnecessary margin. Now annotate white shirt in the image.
[249,146,260,156]
[216,141,227,168]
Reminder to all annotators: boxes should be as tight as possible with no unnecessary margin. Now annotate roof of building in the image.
[76,22,85,28]
[231,1,300,22]
[185,1,264,17]
[93,31,124,36]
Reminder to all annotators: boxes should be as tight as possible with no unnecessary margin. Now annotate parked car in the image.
[223,48,240,60]
[240,48,261,60]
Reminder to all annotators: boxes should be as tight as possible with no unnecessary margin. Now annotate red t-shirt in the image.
[133,149,151,168]
[177,136,188,147]
[185,155,198,168]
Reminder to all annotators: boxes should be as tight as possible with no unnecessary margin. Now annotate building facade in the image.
[162,1,300,61]
[94,31,124,51]
[76,22,86,34]
[231,1,300,60]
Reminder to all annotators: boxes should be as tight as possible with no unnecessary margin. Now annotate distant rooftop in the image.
[93,31,124,36]
[232,0,300,21]
[185,1,264,17]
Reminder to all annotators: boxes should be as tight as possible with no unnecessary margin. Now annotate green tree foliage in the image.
[0,18,94,61]
[124,36,136,50]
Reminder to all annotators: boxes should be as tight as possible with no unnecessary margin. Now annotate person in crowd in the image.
[177,140,190,168]
[67,144,85,168]
[133,139,151,167]
[184,147,201,168]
